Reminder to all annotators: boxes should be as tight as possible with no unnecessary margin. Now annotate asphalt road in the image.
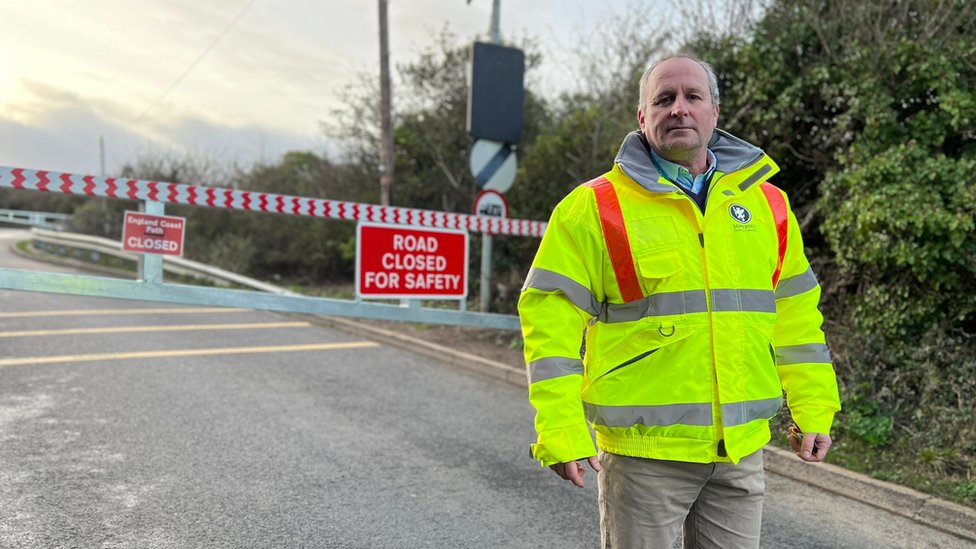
[0,228,972,548]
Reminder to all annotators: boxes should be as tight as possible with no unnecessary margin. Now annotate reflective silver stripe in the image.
[523,267,601,316]
[722,396,783,427]
[776,343,831,365]
[599,288,775,322]
[528,356,584,384]
[775,267,819,300]
[722,190,735,196]
[585,397,784,428]
[585,402,712,427]
[737,164,773,191]
[710,289,776,313]
[600,290,708,323]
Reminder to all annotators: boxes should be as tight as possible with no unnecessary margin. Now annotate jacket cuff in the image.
[530,424,597,467]
[791,405,838,435]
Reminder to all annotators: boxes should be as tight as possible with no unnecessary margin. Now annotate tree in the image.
[325,27,553,307]
[223,151,371,282]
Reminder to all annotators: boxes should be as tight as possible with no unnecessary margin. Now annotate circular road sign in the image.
[473,190,509,219]
[469,139,517,193]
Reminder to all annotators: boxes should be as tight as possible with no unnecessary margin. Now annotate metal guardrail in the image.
[4,229,521,331]
[0,267,520,329]
[0,209,72,231]
[28,228,291,294]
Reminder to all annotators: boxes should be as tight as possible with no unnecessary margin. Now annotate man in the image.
[518,54,841,548]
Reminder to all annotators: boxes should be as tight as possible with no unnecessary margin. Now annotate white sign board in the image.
[469,139,516,193]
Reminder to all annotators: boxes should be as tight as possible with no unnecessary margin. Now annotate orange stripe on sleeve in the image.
[760,182,788,288]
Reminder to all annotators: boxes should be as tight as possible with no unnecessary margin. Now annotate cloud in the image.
[0,119,94,175]
[0,0,635,181]
[0,81,332,179]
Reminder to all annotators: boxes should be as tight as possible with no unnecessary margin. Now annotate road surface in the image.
[0,228,971,548]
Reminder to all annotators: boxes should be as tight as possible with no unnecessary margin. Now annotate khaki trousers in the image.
[598,450,765,549]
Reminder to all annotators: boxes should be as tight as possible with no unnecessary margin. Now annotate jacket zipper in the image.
[695,181,726,457]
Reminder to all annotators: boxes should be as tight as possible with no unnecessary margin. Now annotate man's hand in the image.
[550,456,603,487]
[789,430,832,462]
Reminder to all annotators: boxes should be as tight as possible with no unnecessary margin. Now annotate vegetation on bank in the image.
[2,0,973,507]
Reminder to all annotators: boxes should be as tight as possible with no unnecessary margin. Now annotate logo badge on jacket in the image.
[729,204,752,224]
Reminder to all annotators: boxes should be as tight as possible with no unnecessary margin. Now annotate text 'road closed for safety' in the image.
[356,223,468,299]
[122,211,186,256]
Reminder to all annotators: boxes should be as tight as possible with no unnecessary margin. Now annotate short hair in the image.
[638,54,721,113]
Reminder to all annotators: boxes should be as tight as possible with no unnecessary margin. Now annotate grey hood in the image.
[614,129,766,193]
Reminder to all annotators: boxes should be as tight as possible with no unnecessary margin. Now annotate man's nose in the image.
[671,97,689,117]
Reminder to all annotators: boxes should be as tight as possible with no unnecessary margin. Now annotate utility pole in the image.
[99,135,106,177]
[99,134,110,235]
[378,0,394,206]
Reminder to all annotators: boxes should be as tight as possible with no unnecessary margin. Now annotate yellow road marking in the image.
[0,341,379,367]
[0,307,251,318]
[0,307,250,318]
[0,321,312,338]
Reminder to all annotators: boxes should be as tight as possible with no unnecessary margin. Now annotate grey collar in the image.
[614,129,766,193]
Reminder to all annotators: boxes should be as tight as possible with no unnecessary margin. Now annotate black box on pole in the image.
[467,42,525,144]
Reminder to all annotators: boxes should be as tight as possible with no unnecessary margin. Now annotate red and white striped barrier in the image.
[0,166,547,237]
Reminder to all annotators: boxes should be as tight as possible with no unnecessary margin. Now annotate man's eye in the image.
[654,96,673,105]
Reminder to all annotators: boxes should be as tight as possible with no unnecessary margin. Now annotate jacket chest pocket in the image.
[635,250,683,296]
[628,216,680,253]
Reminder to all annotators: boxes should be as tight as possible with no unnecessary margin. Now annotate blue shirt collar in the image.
[649,148,717,194]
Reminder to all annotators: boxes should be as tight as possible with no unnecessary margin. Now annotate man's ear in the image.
[637,109,645,128]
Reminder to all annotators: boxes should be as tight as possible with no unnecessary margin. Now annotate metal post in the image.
[479,0,502,313]
[99,135,106,177]
[378,0,395,206]
[490,0,501,43]
[480,233,492,312]
[138,201,164,284]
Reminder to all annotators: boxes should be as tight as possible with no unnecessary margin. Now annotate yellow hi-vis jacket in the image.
[518,130,841,466]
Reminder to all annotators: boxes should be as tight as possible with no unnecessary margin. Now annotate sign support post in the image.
[480,233,492,312]
[139,200,165,284]
[467,31,523,313]
[473,190,509,313]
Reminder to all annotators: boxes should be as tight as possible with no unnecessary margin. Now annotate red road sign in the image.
[122,211,186,256]
[356,223,468,299]
[473,189,509,218]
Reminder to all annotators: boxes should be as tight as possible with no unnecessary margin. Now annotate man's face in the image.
[638,57,719,165]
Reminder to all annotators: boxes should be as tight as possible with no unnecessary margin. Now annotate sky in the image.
[0,0,628,179]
